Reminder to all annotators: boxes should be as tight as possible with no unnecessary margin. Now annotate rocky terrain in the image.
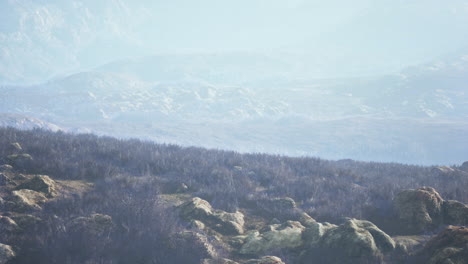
[1,128,468,263]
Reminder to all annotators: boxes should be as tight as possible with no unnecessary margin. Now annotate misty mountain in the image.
[1,52,467,165]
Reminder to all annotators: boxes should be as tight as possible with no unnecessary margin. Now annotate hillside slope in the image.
[1,128,468,263]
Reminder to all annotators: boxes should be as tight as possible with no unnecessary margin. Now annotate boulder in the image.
[69,213,113,235]
[0,216,20,233]
[16,175,57,197]
[442,200,468,226]
[320,219,395,260]
[298,212,317,227]
[240,221,305,255]
[302,221,337,248]
[9,189,48,212]
[419,226,468,264]
[394,187,444,234]
[0,243,15,264]
[0,165,13,172]
[180,197,245,235]
[245,256,285,264]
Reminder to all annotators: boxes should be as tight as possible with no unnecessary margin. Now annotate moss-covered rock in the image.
[240,221,305,255]
[302,221,337,248]
[180,197,245,235]
[313,219,395,263]
[394,187,444,234]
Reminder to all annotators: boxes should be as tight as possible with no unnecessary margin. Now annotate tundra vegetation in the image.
[1,127,468,264]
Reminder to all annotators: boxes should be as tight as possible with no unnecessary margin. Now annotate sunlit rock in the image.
[16,175,57,197]
[9,189,48,212]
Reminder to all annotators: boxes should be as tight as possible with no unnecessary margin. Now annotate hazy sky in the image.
[1,0,468,83]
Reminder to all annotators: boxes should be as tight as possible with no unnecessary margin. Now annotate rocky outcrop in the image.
[9,189,48,212]
[0,216,20,234]
[394,187,444,234]
[418,226,468,264]
[394,187,468,234]
[245,256,285,264]
[16,175,57,197]
[442,200,468,226]
[320,219,396,260]
[302,221,337,247]
[69,213,113,235]
[180,197,245,235]
[0,243,15,264]
[240,221,305,255]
